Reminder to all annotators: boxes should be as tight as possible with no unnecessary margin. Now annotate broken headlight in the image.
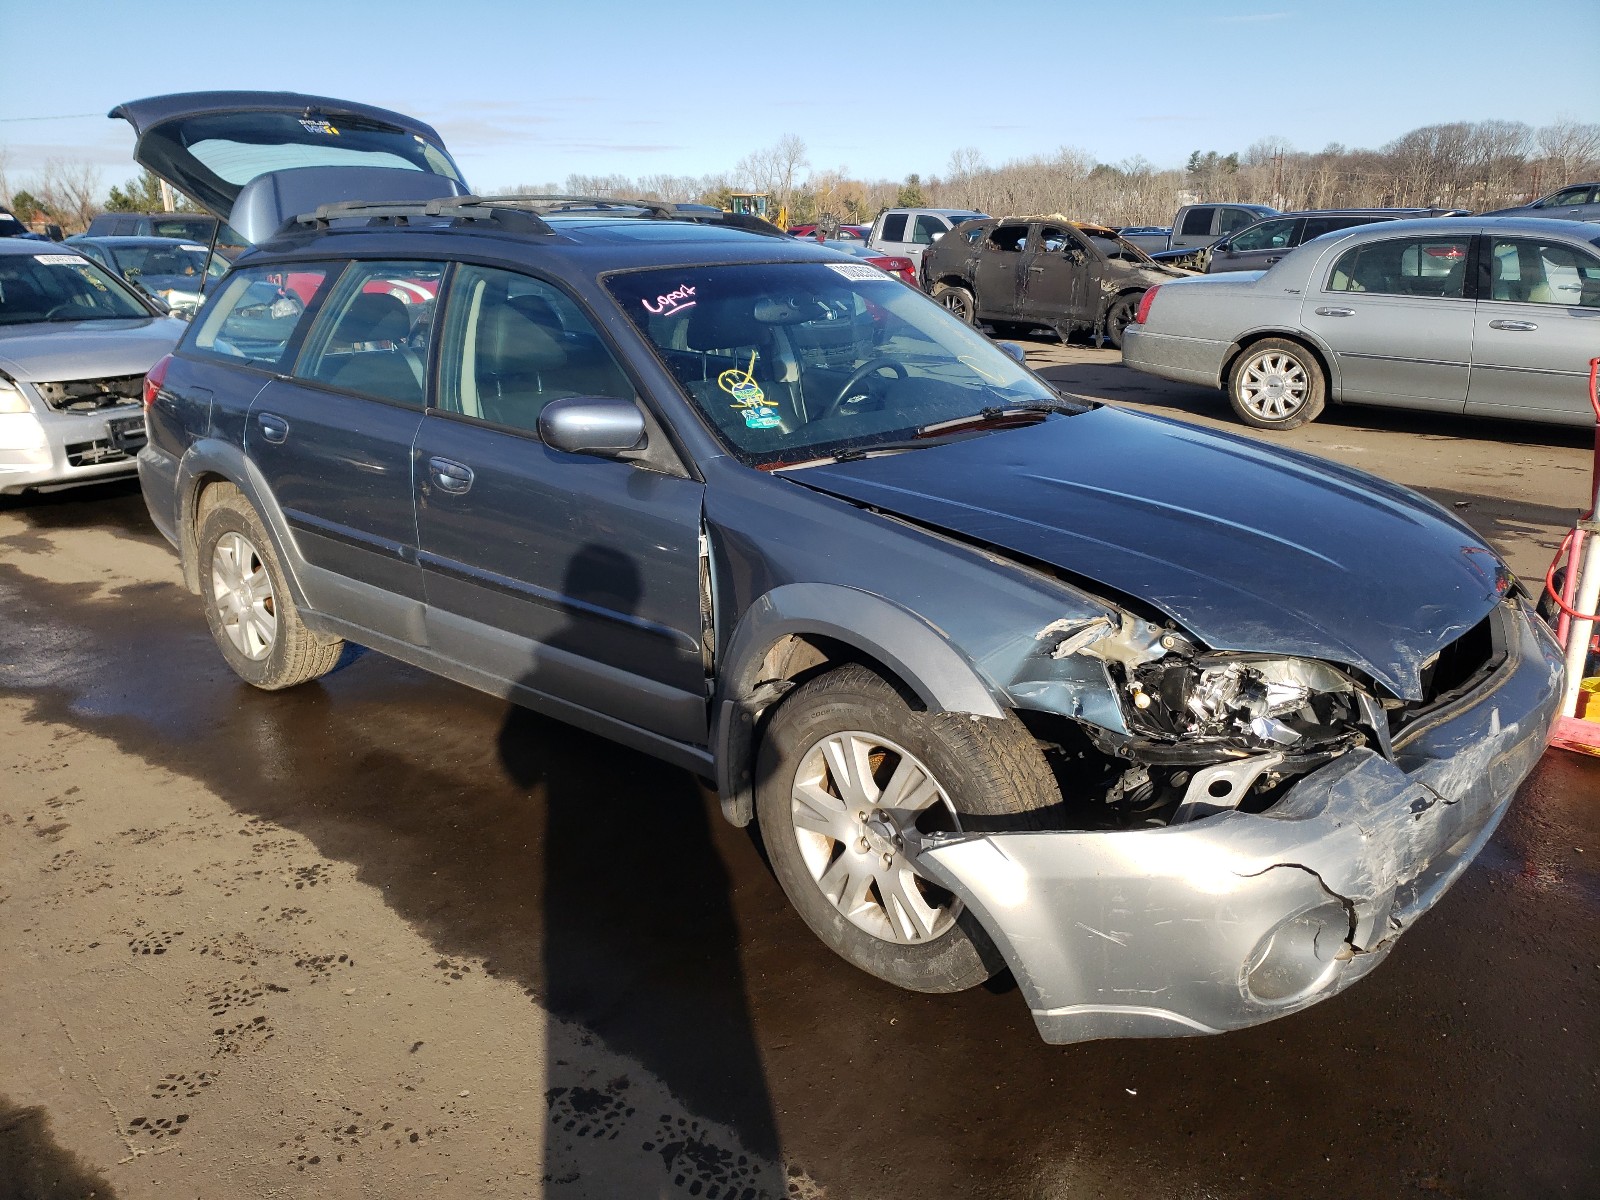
[1125,655,1363,753]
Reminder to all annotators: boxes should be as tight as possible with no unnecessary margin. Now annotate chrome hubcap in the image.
[790,731,960,944]
[211,531,277,660]
[1239,351,1309,420]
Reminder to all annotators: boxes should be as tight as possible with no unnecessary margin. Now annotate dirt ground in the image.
[2,345,1597,1199]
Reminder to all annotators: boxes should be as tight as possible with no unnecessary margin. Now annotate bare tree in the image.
[1536,119,1600,185]
[735,134,809,222]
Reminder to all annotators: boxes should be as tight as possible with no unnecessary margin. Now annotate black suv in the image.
[124,92,1561,1047]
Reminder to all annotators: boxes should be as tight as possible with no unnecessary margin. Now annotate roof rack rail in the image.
[482,193,680,220]
[292,196,554,235]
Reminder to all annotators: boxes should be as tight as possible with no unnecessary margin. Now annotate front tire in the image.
[755,664,1059,994]
[930,283,977,325]
[197,487,343,690]
[1227,337,1326,430]
[1104,293,1140,350]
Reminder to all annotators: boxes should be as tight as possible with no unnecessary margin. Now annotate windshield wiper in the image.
[773,402,1080,471]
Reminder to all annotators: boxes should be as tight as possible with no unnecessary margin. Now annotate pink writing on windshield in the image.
[642,284,697,317]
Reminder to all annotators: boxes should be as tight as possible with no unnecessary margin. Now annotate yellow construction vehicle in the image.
[728,192,787,230]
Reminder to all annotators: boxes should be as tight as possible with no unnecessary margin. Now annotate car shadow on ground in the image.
[496,543,784,1193]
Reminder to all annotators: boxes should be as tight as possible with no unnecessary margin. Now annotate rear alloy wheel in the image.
[755,664,1059,993]
[1228,337,1326,430]
[930,283,977,325]
[197,487,343,690]
[1104,293,1140,350]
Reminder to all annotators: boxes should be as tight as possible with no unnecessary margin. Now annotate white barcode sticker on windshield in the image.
[35,254,86,266]
[824,262,891,282]
[180,244,208,252]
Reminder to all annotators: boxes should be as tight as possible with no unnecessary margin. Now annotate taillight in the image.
[1134,285,1161,326]
[144,353,172,409]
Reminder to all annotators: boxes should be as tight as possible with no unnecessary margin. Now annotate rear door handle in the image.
[256,412,289,443]
[1027,266,1046,273]
[428,456,474,495]
[1314,307,1354,317]
[1488,319,1538,331]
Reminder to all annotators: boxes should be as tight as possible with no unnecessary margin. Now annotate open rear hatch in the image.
[110,91,470,244]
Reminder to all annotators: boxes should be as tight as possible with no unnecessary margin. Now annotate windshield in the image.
[608,262,1059,467]
[0,253,151,325]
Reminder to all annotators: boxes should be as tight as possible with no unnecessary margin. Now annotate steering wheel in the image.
[44,303,83,320]
[820,358,908,419]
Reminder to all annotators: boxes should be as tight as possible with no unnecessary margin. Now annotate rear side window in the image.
[879,213,908,242]
[1179,207,1214,236]
[295,260,445,408]
[188,264,333,369]
[436,265,635,435]
[987,224,1029,253]
[1487,238,1600,307]
[1326,236,1470,297]
[1542,186,1593,208]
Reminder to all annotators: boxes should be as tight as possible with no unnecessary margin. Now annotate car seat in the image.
[319,293,425,404]
[472,302,567,428]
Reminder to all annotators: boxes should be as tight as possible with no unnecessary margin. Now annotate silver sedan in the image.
[1122,215,1600,430]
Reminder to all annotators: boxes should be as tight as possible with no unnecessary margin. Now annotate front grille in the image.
[65,440,131,467]
[35,373,144,412]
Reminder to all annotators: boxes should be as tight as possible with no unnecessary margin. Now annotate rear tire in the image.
[931,283,977,325]
[755,664,1059,994]
[197,487,343,690]
[1227,337,1326,430]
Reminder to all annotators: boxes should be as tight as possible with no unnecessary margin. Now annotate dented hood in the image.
[792,407,1507,700]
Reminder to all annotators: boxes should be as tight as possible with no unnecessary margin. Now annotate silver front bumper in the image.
[0,403,144,493]
[917,603,1564,1045]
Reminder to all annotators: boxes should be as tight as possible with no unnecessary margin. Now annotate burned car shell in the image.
[923,216,1187,343]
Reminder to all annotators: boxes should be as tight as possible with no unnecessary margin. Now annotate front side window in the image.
[1540,186,1592,208]
[0,251,151,326]
[436,265,635,435]
[986,224,1028,253]
[607,262,1060,468]
[1179,207,1213,236]
[1217,208,1258,235]
[879,214,908,242]
[1232,218,1297,252]
[295,261,445,407]
[188,264,334,368]
[1487,239,1600,307]
[1326,236,1470,297]
[1038,226,1073,253]
[911,215,947,245]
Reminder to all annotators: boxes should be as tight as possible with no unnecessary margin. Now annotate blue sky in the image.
[2,0,1596,195]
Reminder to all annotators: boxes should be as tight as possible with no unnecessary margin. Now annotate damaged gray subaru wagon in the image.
[126,92,1563,1045]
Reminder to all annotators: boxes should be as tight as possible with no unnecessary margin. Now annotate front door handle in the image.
[428,456,474,495]
[1314,307,1354,317]
[1264,255,1281,265]
[1488,319,1538,331]
[256,412,289,444]
[1027,266,1046,273]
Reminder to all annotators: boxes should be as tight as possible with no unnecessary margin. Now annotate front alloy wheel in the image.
[211,530,277,660]
[790,731,961,944]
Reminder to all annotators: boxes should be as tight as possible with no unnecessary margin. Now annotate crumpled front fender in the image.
[916,603,1563,1044]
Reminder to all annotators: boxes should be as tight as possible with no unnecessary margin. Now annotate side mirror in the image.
[538,396,647,457]
[1214,239,1231,252]
[1063,247,1085,264]
[997,341,1027,365]
[930,231,945,242]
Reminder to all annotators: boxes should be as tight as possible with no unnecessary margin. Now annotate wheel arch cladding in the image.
[178,441,312,612]
[710,583,1007,827]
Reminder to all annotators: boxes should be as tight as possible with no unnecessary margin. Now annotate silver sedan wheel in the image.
[789,731,961,945]
[210,531,277,661]
[1236,349,1310,421]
